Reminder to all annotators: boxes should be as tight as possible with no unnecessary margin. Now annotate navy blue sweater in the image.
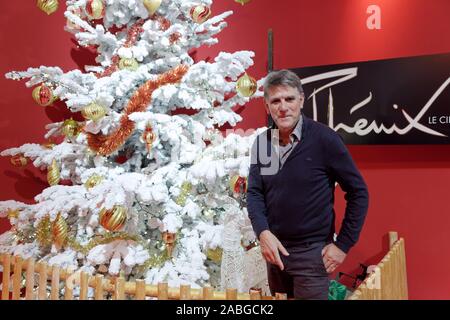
[247,115,369,253]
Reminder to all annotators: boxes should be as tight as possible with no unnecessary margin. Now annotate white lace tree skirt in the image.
[220,245,270,295]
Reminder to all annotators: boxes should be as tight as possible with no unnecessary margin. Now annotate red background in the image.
[1,0,450,299]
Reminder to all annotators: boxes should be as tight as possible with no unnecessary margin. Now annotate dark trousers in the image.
[267,241,329,300]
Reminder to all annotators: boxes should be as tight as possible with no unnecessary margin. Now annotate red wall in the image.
[1,0,450,299]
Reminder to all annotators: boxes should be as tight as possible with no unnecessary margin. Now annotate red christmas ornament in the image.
[142,125,156,152]
[190,5,211,24]
[10,154,28,167]
[85,0,105,20]
[230,175,248,194]
[32,84,54,106]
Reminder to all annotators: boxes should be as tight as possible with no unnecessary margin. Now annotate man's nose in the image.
[279,100,288,112]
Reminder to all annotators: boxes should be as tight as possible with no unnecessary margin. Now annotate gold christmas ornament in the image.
[229,175,248,194]
[10,154,28,167]
[37,0,59,15]
[119,57,139,71]
[52,213,68,247]
[235,0,252,5]
[84,174,103,190]
[207,247,223,263]
[175,181,192,206]
[47,159,61,186]
[143,0,162,16]
[236,73,257,97]
[162,231,176,257]
[189,5,212,24]
[85,0,105,20]
[99,205,127,232]
[36,215,52,247]
[81,103,106,121]
[7,209,20,219]
[32,84,55,106]
[142,125,156,152]
[62,118,80,138]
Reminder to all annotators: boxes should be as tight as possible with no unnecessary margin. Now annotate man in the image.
[247,69,369,300]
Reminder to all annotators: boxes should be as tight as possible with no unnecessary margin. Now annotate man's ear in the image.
[300,94,305,109]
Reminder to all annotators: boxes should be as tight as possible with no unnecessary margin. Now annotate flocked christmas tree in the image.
[0,0,269,293]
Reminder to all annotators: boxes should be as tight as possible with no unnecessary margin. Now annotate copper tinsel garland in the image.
[97,56,120,78]
[123,19,146,48]
[96,16,170,79]
[87,64,189,155]
[96,20,145,78]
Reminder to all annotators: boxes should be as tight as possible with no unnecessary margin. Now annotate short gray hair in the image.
[263,69,304,99]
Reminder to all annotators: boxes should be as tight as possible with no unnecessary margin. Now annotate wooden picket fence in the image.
[348,231,408,300]
[0,253,283,300]
[0,231,407,300]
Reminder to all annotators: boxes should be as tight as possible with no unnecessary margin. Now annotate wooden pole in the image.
[115,277,125,300]
[226,288,238,300]
[158,282,168,300]
[79,272,89,300]
[94,274,104,300]
[389,231,398,248]
[37,262,48,300]
[64,280,74,300]
[250,289,262,300]
[267,28,274,127]
[1,254,11,300]
[25,258,35,300]
[393,244,401,299]
[180,284,191,300]
[64,268,79,300]
[268,29,273,72]
[12,256,23,300]
[50,265,60,300]
[202,286,214,300]
[275,292,287,300]
[357,283,368,300]
[399,239,408,299]
[135,279,146,300]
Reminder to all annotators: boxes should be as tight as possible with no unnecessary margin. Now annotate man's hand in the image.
[321,243,346,273]
[259,230,289,270]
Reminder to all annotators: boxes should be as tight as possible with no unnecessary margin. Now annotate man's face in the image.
[265,85,304,132]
